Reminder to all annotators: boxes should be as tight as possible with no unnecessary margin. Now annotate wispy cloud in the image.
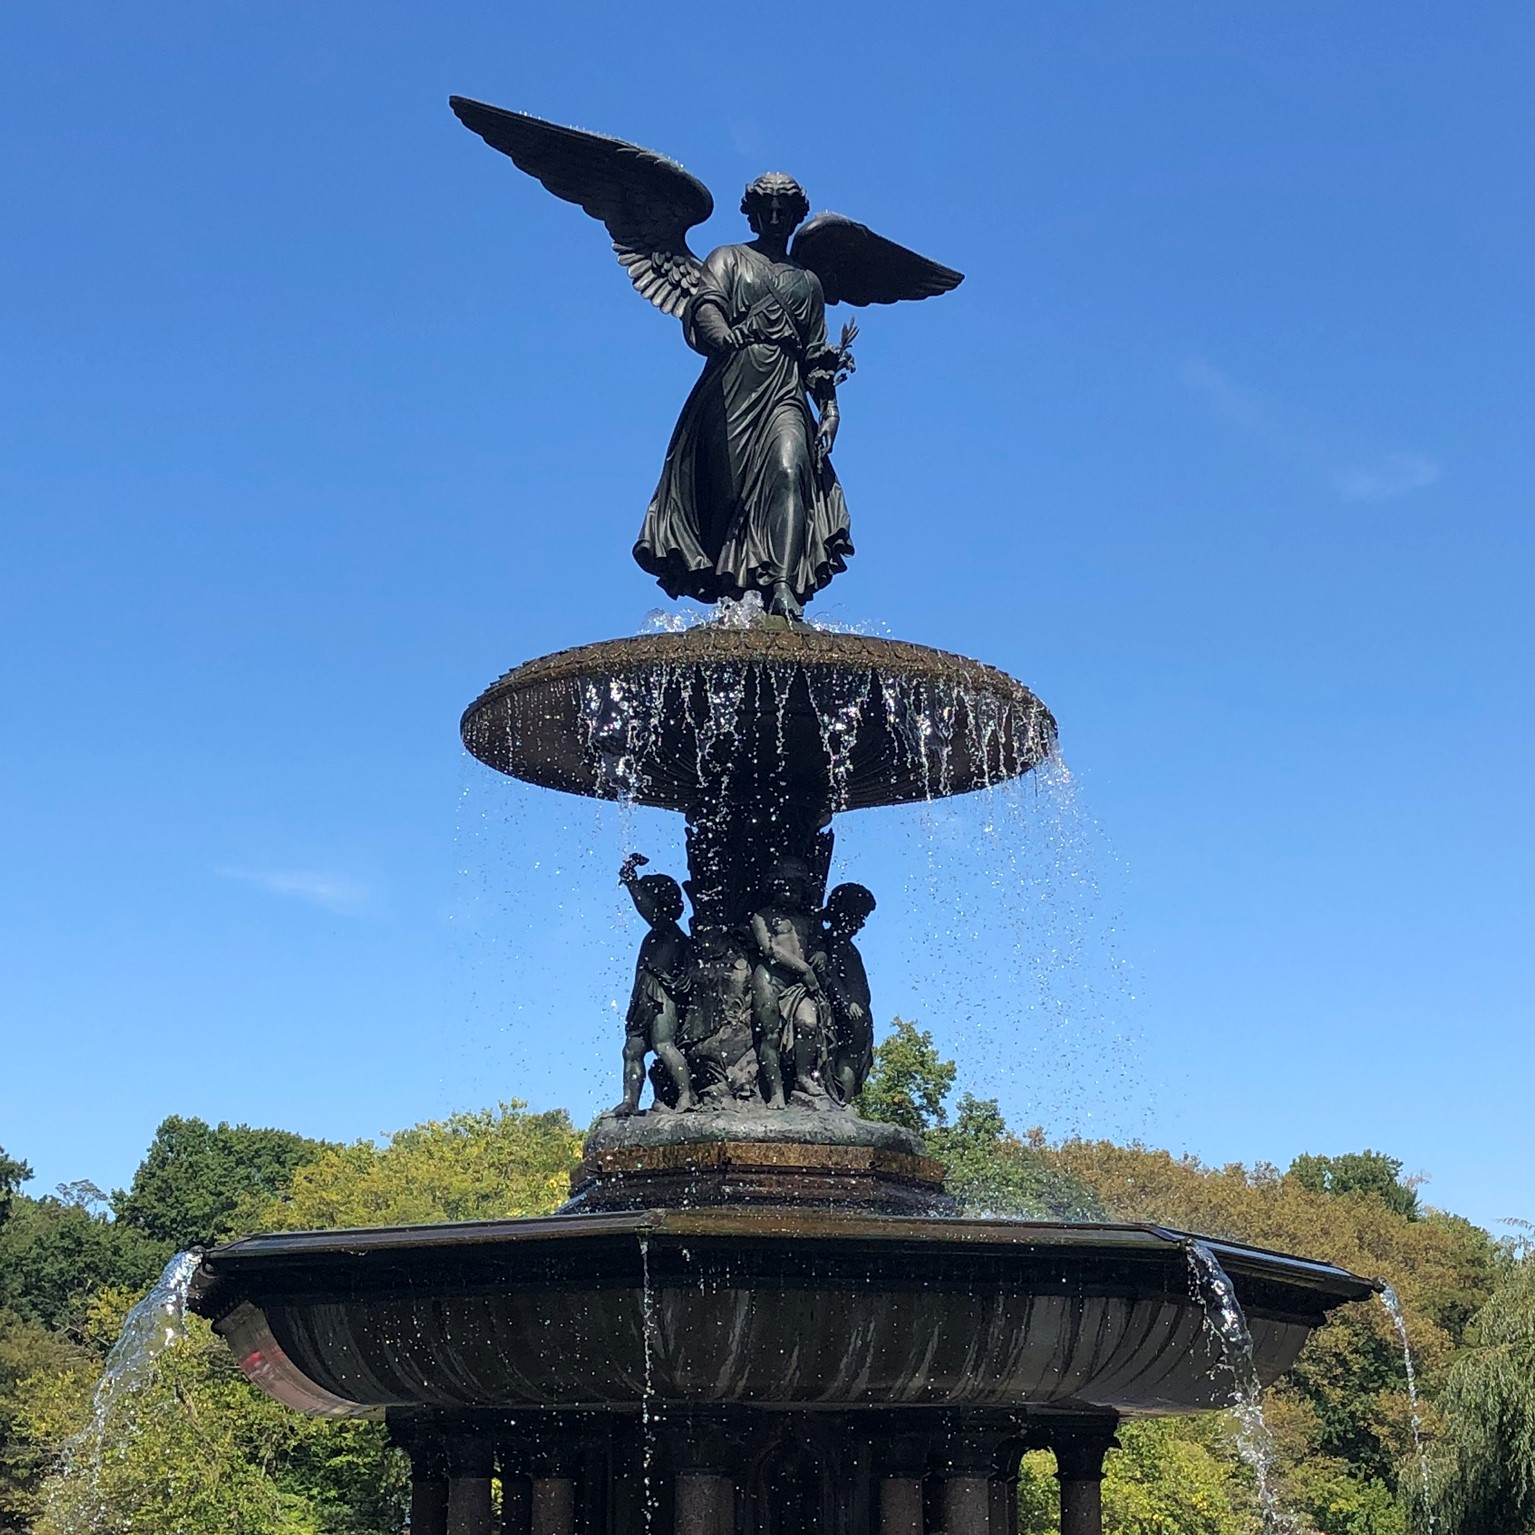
[1181,357,1440,505]
[218,867,377,916]
[1180,358,1266,431]
[1332,453,1440,503]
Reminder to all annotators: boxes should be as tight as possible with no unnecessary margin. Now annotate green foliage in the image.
[854,1018,955,1133]
[1042,1137,1501,1534]
[0,1152,31,1230]
[0,1309,89,1532]
[1290,1151,1420,1221]
[1420,1246,1535,1535]
[15,1289,406,1535]
[0,1197,168,1332]
[927,1094,1104,1220]
[1017,1422,1255,1535]
[257,1102,581,1231]
[112,1117,328,1250]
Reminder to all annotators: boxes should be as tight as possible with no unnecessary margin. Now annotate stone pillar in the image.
[875,1432,930,1535]
[933,1430,1002,1535]
[530,1477,575,1535]
[878,1477,924,1535]
[447,1440,495,1535]
[1053,1428,1118,1535]
[668,1419,736,1535]
[675,1470,734,1535]
[405,1439,448,1535]
[938,1475,991,1535]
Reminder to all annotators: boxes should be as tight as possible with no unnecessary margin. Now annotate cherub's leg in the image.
[611,1033,648,1116]
[651,1000,698,1111]
[752,967,787,1109]
[792,997,825,1096]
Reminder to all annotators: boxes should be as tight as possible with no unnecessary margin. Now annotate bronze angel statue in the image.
[450,98,963,619]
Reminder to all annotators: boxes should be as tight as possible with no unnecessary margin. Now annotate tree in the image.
[855,1018,955,1133]
[1289,1152,1420,1221]
[112,1117,328,1250]
[1421,1245,1535,1534]
[0,1308,90,1532]
[926,1095,1103,1221]
[260,1102,581,1231]
[15,1287,406,1535]
[0,1151,30,1230]
[0,1197,167,1332]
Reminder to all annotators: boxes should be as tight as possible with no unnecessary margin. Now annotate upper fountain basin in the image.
[460,626,1057,814]
[188,1209,1376,1422]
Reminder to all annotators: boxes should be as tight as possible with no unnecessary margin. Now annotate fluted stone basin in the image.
[189,1209,1376,1422]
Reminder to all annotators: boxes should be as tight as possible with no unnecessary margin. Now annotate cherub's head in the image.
[637,873,685,923]
[825,882,876,937]
[741,172,809,239]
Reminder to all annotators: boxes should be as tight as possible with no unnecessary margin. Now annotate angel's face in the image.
[753,194,794,234]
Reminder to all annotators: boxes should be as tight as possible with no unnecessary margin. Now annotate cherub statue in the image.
[817,884,878,1106]
[613,854,698,1116]
[450,98,963,619]
[748,856,830,1108]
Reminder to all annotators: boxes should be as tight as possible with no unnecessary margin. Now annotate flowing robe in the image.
[634,243,852,606]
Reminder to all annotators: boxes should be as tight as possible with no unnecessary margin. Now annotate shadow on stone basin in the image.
[188,1208,1377,1422]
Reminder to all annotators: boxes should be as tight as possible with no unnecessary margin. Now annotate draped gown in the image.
[634,243,852,607]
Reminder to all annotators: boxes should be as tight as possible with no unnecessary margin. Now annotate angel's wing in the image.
[790,212,963,308]
[449,97,714,318]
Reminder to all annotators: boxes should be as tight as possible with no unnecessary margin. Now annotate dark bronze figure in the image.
[817,883,877,1104]
[748,856,831,1107]
[613,854,698,1116]
[449,98,963,618]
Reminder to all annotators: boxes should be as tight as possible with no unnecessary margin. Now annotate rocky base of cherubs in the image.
[567,1102,951,1215]
[585,1098,927,1158]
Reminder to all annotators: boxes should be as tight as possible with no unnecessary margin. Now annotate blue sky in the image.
[2,2,1530,1234]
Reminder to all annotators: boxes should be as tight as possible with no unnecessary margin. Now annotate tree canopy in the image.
[112,1116,329,1250]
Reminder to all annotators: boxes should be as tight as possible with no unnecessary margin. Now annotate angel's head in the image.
[741,172,810,238]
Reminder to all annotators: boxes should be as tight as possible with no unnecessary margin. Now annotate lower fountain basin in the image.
[189,1209,1376,1422]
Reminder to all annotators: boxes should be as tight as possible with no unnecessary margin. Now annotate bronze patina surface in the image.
[189,1210,1377,1421]
[460,625,1057,813]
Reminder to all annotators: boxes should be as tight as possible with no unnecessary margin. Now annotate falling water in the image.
[638,1234,658,1535]
[44,1250,201,1528]
[1185,1241,1295,1533]
[1379,1284,1435,1532]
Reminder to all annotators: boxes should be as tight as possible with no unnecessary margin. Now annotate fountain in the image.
[187,99,1379,1534]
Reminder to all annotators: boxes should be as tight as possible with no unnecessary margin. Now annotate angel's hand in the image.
[814,411,839,466]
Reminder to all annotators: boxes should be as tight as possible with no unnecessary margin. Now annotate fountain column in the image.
[875,1435,931,1535]
[1052,1427,1118,1535]
[936,1435,1000,1535]
[406,1439,449,1535]
[446,1439,495,1535]
[669,1420,737,1535]
[528,1438,580,1535]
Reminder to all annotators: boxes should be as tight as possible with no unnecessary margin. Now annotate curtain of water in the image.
[1379,1284,1435,1533]
[1185,1241,1295,1534]
[44,1250,200,1528]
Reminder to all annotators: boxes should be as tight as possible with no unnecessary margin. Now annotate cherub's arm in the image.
[619,853,656,926]
[750,912,815,978]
